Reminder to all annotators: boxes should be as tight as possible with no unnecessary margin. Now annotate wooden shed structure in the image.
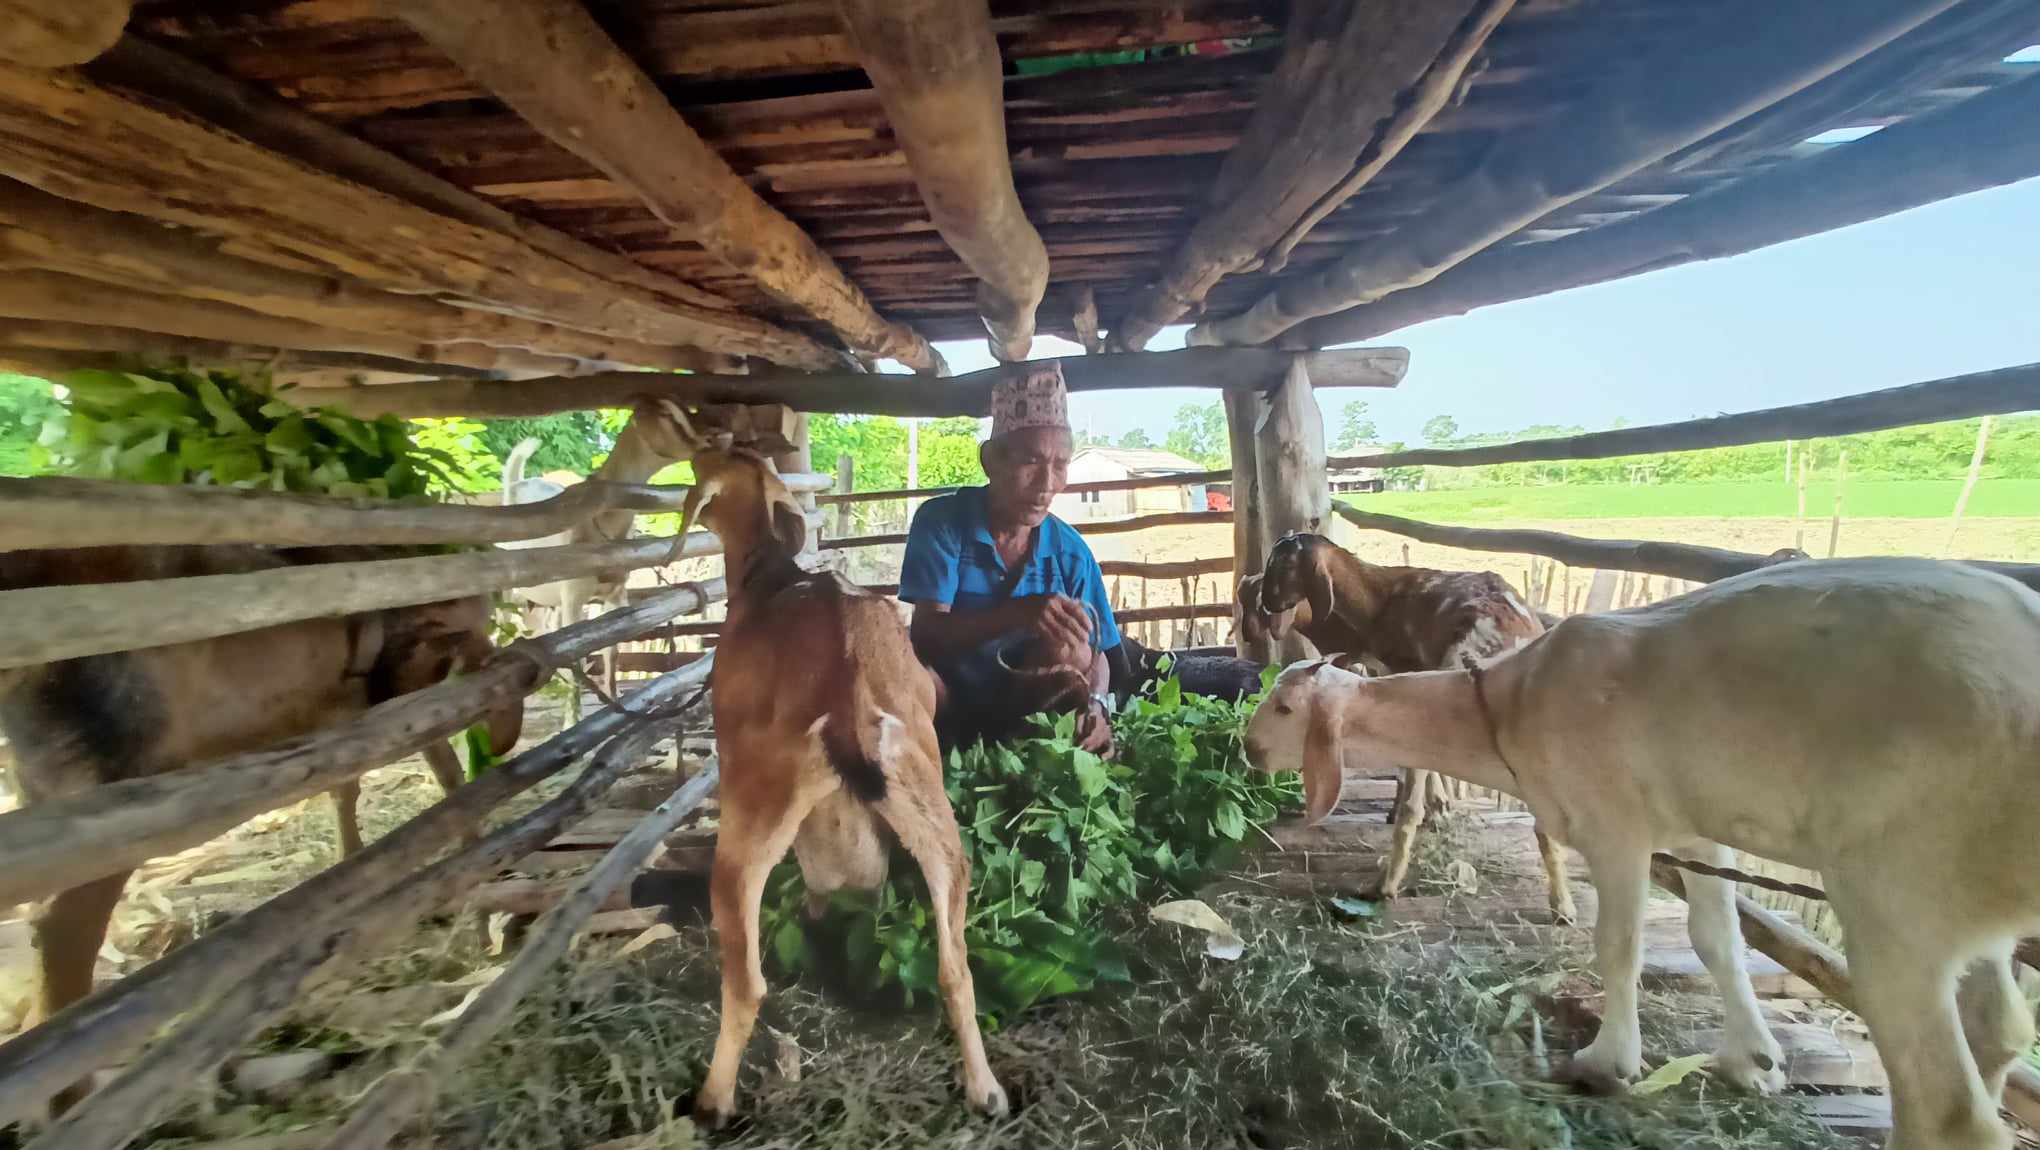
[3,0,2040,1145]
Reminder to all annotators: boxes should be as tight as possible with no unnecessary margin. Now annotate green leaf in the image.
[1213,798,1246,841]
[1631,1052,1712,1096]
[192,375,253,434]
[1328,897,1381,919]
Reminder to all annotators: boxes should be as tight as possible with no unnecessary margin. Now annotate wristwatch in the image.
[1088,692,1113,715]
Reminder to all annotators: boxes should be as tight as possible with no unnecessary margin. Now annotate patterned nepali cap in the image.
[988,361,1070,440]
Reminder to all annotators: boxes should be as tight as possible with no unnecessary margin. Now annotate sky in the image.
[924,171,2040,448]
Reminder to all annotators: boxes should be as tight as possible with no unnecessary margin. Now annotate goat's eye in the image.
[1273,703,1293,716]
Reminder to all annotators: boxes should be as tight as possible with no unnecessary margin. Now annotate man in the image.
[900,362,1121,753]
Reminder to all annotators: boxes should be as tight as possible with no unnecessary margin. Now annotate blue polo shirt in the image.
[899,487,1122,695]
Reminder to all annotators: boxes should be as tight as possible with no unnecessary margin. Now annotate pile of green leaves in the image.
[761,665,1300,1020]
[36,366,486,497]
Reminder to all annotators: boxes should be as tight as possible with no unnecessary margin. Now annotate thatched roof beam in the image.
[0,61,845,370]
[0,269,586,378]
[1109,0,1511,353]
[0,180,725,373]
[1283,70,2040,349]
[1191,0,1966,347]
[0,0,129,67]
[836,0,1048,363]
[290,346,1412,420]
[0,319,500,382]
[393,0,942,373]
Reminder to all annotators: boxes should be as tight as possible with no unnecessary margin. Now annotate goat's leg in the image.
[422,739,467,794]
[328,781,365,857]
[696,788,816,1129]
[1828,879,2008,1150]
[1536,829,1578,925]
[1567,845,1650,1092]
[1679,841,1784,1093]
[1371,767,1430,900]
[1957,944,2033,1107]
[26,868,133,1113]
[875,771,1009,1118]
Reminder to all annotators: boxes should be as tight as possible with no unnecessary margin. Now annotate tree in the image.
[476,412,617,475]
[1421,415,1460,445]
[1164,402,1228,468]
[1117,427,1154,449]
[1334,400,1378,451]
[0,372,59,476]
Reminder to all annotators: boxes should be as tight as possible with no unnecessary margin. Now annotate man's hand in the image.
[1075,694,1114,756]
[1015,593,1092,658]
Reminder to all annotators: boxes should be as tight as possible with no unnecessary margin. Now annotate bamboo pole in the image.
[833,454,856,539]
[1325,362,2040,472]
[1332,503,2040,594]
[0,474,827,551]
[1943,415,1994,557]
[0,536,726,669]
[1115,603,1235,625]
[0,582,721,908]
[1794,451,1810,552]
[25,718,683,1150]
[295,348,1409,421]
[322,755,721,1150]
[1827,449,1849,558]
[0,658,713,1125]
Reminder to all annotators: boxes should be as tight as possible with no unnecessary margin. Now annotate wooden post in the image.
[1827,448,1848,558]
[1253,357,1329,663]
[1794,450,1810,551]
[1223,388,1268,662]
[1943,415,1994,557]
[834,453,856,539]
[1784,438,1795,485]
[1583,570,1618,613]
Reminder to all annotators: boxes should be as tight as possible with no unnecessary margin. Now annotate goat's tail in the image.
[816,673,892,803]
[501,437,541,503]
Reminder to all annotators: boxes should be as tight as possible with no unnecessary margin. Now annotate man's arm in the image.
[910,596,1093,667]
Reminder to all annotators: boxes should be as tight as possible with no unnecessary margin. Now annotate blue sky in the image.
[931,173,2040,447]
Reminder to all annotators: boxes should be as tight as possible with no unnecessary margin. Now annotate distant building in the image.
[1329,443,1389,495]
[1053,446,1207,519]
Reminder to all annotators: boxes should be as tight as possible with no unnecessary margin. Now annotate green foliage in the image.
[761,668,1300,1021]
[36,366,490,498]
[1163,402,1228,468]
[0,372,60,477]
[1421,414,1461,445]
[1116,427,1154,449]
[475,412,617,475]
[1334,400,1379,450]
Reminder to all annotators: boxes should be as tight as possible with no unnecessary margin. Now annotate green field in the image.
[1349,478,2040,523]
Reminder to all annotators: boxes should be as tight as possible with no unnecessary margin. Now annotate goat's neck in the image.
[719,517,805,623]
[576,422,680,544]
[1353,670,1524,798]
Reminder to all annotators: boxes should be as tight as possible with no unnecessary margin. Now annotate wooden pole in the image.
[1072,287,1103,355]
[1192,0,1961,346]
[323,756,721,1150]
[1325,362,2040,472]
[290,348,1409,420]
[1109,0,1508,351]
[1795,451,1810,552]
[1943,415,1994,557]
[0,319,501,382]
[1252,358,1327,663]
[819,510,1228,552]
[1282,68,2040,350]
[823,467,1235,507]
[0,0,130,67]
[834,453,856,539]
[0,583,721,909]
[24,718,685,1150]
[0,475,826,551]
[0,658,712,1124]
[393,0,940,372]
[1827,449,1848,558]
[0,535,729,669]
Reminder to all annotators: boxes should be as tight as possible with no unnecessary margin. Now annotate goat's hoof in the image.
[1714,1045,1788,1095]
[1549,901,1579,927]
[692,1095,738,1131]
[1560,1041,1639,1096]
[968,1079,1010,1119]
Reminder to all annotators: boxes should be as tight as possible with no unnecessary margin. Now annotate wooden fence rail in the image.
[0,533,722,669]
[1332,504,2040,593]
[819,509,1228,553]
[1329,361,2040,472]
[28,713,693,1150]
[0,472,833,550]
[817,468,1233,507]
[0,581,721,908]
[325,755,723,1150]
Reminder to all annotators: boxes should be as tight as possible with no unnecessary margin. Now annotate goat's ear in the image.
[1263,602,1298,640]
[771,499,807,554]
[1301,686,1345,826]
[1306,549,1336,626]
[680,475,723,535]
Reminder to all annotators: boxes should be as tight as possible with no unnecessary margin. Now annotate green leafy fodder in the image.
[760,668,1301,1020]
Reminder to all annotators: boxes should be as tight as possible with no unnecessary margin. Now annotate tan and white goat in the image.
[1245,557,2040,1150]
[677,438,1006,1125]
[1242,533,1575,921]
[0,544,522,1109]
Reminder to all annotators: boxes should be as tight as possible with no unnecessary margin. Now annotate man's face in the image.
[981,426,1072,529]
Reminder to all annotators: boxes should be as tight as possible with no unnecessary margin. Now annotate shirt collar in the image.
[958,485,1044,575]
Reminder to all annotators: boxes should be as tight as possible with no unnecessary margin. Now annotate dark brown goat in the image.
[0,544,521,1110]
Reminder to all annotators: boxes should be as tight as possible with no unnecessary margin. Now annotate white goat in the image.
[1244,557,2040,1150]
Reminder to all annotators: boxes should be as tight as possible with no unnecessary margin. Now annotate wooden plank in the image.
[291,347,1409,420]
[838,0,1047,361]
[1287,69,2040,348]
[0,319,499,381]
[820,509,1228,552]
[1192,0,1963,345]
[0,0,130,67]
[1327,361,2040,471]
[818,469,1231,507]
[393,0,939,372]
[1110,0,1506,351]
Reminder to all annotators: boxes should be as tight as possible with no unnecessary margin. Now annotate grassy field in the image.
[1352,478,2039,523]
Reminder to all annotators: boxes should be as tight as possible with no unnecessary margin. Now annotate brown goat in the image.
[1250,533,1576,922]
[678,441,1006,1125]
[0,544,521,1109]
